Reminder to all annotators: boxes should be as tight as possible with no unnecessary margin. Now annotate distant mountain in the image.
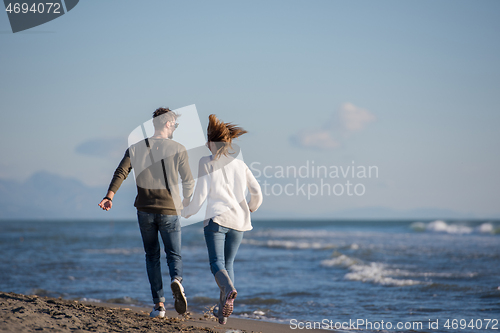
[0,171,136,220]
[1,172,497,220]
[252,206,496,221]
[317,206,481,220]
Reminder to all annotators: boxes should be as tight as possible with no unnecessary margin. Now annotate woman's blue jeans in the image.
[137,211,182,304]
[204,219,244,283]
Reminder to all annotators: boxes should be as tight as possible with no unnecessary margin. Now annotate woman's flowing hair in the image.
[207,114,247,159]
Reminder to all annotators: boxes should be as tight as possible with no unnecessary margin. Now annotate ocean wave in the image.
[241,238,336,250]
[394,269,478,279]
[476,222,499,234]
[322,252,479,286]
[422,283,479,292]
[237,310,280,321]
[321,254,360,268]
[105,296,141,305]
[410,221,499,235]
[27,288,64,298]
[236,309,290,322]
[84,248,144,255]
[480,289,500,299]
[282,291,318,297]
[79,297,102,303]
[321,254,421,287]
[237,297,282,305]
[189,296,216,304]
[345,263,422,286]
[249,229,339,239]
[427,220,472,234]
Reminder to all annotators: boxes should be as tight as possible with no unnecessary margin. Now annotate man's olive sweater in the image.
[108,138,195,215]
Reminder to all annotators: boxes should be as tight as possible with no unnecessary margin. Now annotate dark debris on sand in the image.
[0,291,218,333]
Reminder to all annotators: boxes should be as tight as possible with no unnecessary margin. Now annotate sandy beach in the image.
[0,291,327,333]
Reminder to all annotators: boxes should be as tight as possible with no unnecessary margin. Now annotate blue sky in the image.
[1,0,499,219]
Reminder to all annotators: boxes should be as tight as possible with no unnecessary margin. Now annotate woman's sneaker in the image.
[212,305,227,325]
[221,290,237,317]
[149,305,166,318]
[170,279,187,314]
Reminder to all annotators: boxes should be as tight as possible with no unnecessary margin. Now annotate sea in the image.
[1,219,499,333]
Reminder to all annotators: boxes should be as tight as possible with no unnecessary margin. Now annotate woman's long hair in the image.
[207,114,247,159]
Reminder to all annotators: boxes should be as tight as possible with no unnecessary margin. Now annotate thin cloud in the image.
[290,103,375,150]
[290,129,340,150]
[75,137,127,159]
[339,102,376,132]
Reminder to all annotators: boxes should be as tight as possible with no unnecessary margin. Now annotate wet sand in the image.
[0,291,327,333]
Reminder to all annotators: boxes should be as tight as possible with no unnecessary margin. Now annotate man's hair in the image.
[207,114,247,159]
[152,107,178,130]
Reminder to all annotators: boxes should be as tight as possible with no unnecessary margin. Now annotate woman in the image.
[182,114,263,324]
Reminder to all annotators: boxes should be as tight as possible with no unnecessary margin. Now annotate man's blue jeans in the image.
[204,218,244,283]
[137,211,182,304]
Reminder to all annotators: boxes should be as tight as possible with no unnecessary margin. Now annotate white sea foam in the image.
[476,223,494,234]
[236,313,288,324]
[410,221,427,232]
[321,253,421,286]
[241,238,335,250]
[345,263,421,286]
[80,297,101,303]
[321,254,360,268]
[238,310,273,321]
[412,220,500,234]
[427,220,473,234]
[249,229,341,239]
[395,270,478,278]
[84,248,144,255]
[410,220,475,234]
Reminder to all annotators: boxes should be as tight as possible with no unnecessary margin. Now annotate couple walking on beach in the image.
[98,108,263,324]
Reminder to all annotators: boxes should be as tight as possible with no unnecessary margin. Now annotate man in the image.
[98,107,195,318]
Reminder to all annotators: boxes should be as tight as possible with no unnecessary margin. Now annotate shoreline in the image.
[0,291,328,333]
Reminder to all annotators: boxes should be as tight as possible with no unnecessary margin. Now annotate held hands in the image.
[181,198,192,218]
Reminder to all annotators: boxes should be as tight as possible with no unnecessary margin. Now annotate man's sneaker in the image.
[170,279,187,314]
[149,305,166,318]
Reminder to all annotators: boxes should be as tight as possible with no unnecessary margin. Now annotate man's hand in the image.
[98,191,115,211]
[182,198,191,207]
[181,209,192,218]
[98,198,112,211]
